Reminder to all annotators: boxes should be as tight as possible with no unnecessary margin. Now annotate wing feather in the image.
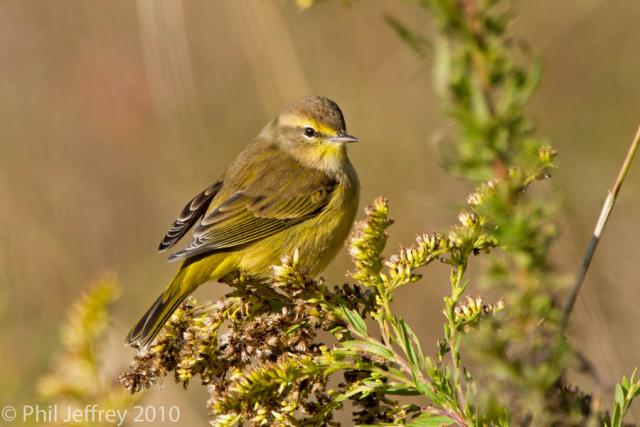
[166,177,336,262]
[158,181,222,251]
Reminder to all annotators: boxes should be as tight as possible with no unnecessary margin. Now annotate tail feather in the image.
[127,253,235,348]
[126,290,189,348]
[126,294,188,348]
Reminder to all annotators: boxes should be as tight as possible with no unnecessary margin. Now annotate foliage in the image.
[37,279,138,426]
[604,370,640,427]
[118,164,567,426]
[107,0,640,426]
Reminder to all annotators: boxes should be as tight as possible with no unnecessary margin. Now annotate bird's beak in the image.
[329,134,358,144]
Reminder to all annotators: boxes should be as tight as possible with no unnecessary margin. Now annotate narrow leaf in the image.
[615,383,625,407]
[407,412,454,426]
[403,319,426,370]
[398,320,418,366]
[339,307,368,336]
[341,340,395,362]
[384,14,429,58]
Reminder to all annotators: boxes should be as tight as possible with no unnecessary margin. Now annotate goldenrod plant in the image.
[39,1,638,426]
[37,279,138,426]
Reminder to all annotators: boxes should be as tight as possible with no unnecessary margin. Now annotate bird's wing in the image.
[167,164,336,262]
[158,181,223,251]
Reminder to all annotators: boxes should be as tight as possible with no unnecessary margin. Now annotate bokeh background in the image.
[1,0,638,424]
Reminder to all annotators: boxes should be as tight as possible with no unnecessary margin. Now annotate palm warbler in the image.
[127,96,360,347]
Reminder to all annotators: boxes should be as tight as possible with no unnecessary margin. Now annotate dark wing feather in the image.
[166,179,337,262]
[158,181,222,251]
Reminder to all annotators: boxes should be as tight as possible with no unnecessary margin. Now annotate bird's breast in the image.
[284,166,360,274]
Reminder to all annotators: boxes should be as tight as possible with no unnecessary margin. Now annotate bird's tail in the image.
[126,269,189,348]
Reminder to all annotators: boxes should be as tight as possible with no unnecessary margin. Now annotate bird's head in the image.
[271,96,357,172]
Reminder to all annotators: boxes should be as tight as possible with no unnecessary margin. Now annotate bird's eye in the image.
[303,127,316,138]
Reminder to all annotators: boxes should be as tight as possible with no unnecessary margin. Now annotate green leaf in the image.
[398,320,420,368]
[383,14,429,58]
[407,412,454,426]
[339,307,368,336]
[396,319,429,393]
[285,323,302,335]
[403,320,426,370]
[615,383,625,408]
[629,369,640,399]
[631,384,640,400]
[621,375,630,391]
[341,340,395,362]
[334,383,377,403]
[611,404,621,427]
[433,36,451,97]
[384,385,421,396]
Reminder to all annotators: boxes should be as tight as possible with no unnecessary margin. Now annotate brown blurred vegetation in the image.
[0,0,638,424]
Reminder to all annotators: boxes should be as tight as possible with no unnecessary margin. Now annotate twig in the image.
[561,125,640,330]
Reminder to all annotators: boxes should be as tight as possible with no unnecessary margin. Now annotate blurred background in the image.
[0,0,638,424]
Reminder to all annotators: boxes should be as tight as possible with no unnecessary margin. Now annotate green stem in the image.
[443,258,470,420]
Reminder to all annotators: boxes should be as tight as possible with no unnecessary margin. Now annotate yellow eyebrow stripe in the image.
[279,113,338,137]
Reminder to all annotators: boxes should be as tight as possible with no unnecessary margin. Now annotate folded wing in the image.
[167,162,336,262]
[158,181,222,251]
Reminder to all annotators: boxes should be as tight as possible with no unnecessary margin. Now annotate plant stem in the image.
[561,125,640,330]
[448,263,468,417]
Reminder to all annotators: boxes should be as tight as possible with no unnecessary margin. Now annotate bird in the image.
[126,96,360,348]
